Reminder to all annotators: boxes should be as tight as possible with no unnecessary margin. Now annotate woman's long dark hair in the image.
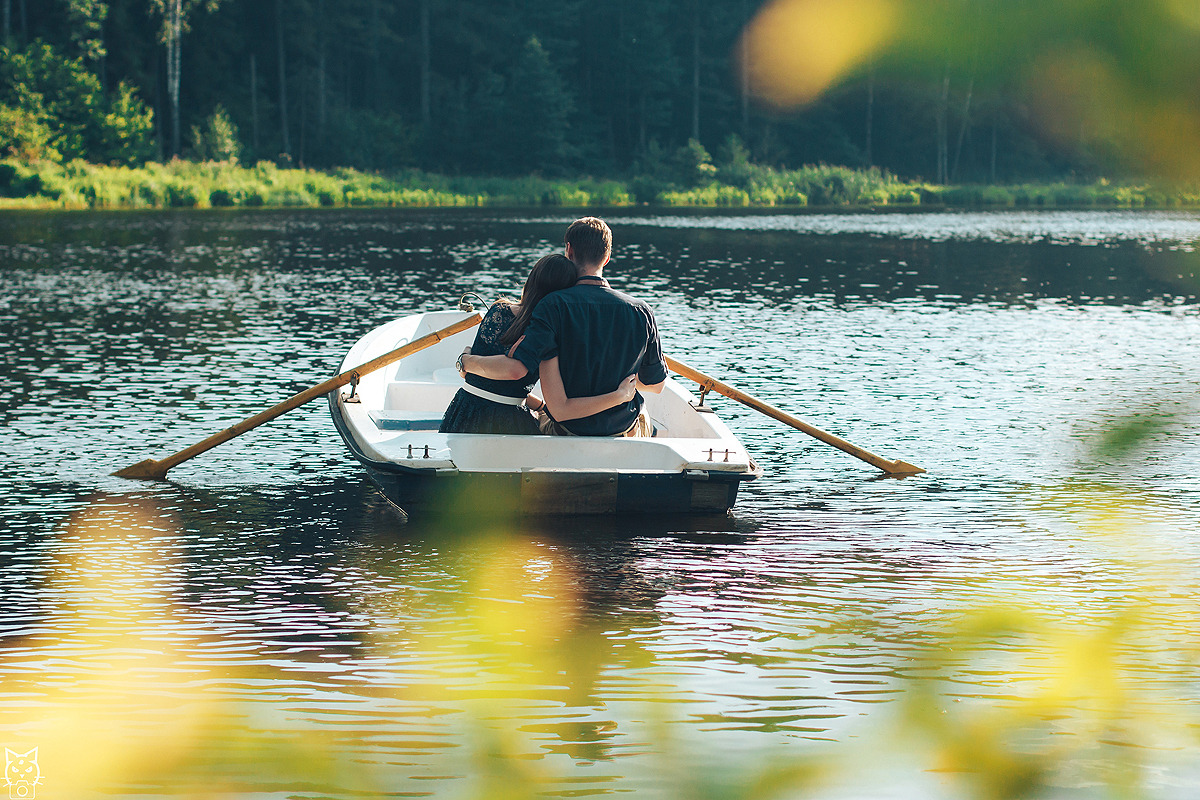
[498,254,577,349]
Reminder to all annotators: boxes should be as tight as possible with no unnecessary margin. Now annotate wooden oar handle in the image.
[114,313,483,480]
[665,356,924,476]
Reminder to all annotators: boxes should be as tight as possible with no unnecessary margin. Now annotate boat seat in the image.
[385,381,460,412]
[368,411,445,431]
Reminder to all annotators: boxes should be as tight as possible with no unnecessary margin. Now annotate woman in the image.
[440,254,635,435]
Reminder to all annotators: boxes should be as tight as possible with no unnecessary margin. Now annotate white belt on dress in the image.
[462,382,526,406]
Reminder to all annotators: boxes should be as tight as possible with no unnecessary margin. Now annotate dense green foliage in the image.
[6,0,1197,183]
[0,41,154,164]
[0,158,633,209]
[188,105,240,163]
[2,156,1196,211]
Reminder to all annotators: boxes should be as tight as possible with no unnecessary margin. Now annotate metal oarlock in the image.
[343,373,361,403]
[458,293,488,313]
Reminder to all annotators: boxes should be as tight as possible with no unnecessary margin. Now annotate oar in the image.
[665,356,925,476]
[114,313,483,481]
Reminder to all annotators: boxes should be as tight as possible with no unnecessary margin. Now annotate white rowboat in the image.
[329,309,762,516]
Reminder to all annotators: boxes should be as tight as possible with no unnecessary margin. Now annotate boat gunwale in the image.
[329,388,762,483]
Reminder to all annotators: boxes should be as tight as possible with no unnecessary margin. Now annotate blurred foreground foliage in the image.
[888,0,1200,180]
[8,403,1199,800]
[743,0,1200,182]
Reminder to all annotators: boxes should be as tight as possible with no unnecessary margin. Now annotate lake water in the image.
[1,208,1198,799]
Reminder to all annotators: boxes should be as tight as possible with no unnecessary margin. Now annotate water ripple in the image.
[0,209,1197,798]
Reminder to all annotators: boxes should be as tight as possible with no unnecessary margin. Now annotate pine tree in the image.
[497,36,574,174]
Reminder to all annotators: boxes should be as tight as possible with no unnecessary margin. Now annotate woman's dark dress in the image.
[439,303,540,435]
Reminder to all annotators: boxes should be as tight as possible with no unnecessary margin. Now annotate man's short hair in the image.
[565,217,612,268]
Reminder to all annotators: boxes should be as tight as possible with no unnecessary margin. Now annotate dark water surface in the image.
[1,208,1199,798]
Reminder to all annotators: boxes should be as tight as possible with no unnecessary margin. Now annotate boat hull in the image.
[329,391,758,517]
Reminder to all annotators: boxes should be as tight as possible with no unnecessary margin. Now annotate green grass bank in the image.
[1,158,1198,211]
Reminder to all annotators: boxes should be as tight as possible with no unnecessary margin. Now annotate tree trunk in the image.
[317,0,327,139]
[167,0,182,157]
[298,72,306,167]
[317,50,326,139]
[951,77,973,182]
[936,65,949,184]
[990,114,998,183]
[739,0,749,136]
[276,0,290,158]
[865,68,874,166]
[691,2,700,142]
[419,0,430,126]
[638,93,646,154]
[250,52,259,151]
[369,0,381,110]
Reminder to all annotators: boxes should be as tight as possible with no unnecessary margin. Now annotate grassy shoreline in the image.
[1,158,1198,211]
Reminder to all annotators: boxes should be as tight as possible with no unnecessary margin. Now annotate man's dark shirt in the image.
[512,279,667,435]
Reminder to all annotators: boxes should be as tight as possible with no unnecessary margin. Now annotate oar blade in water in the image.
[112,459,170,481]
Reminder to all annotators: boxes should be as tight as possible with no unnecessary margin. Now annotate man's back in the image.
[513,280,666,435]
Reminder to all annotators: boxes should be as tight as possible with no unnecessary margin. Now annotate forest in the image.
[2,0,1199,197]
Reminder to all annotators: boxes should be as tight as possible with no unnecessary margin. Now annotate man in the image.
[460,217,666,436]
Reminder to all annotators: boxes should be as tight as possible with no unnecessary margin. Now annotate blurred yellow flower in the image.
[739,0,897,107]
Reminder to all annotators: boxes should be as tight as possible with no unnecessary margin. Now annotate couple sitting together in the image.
[441,216,667,437]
